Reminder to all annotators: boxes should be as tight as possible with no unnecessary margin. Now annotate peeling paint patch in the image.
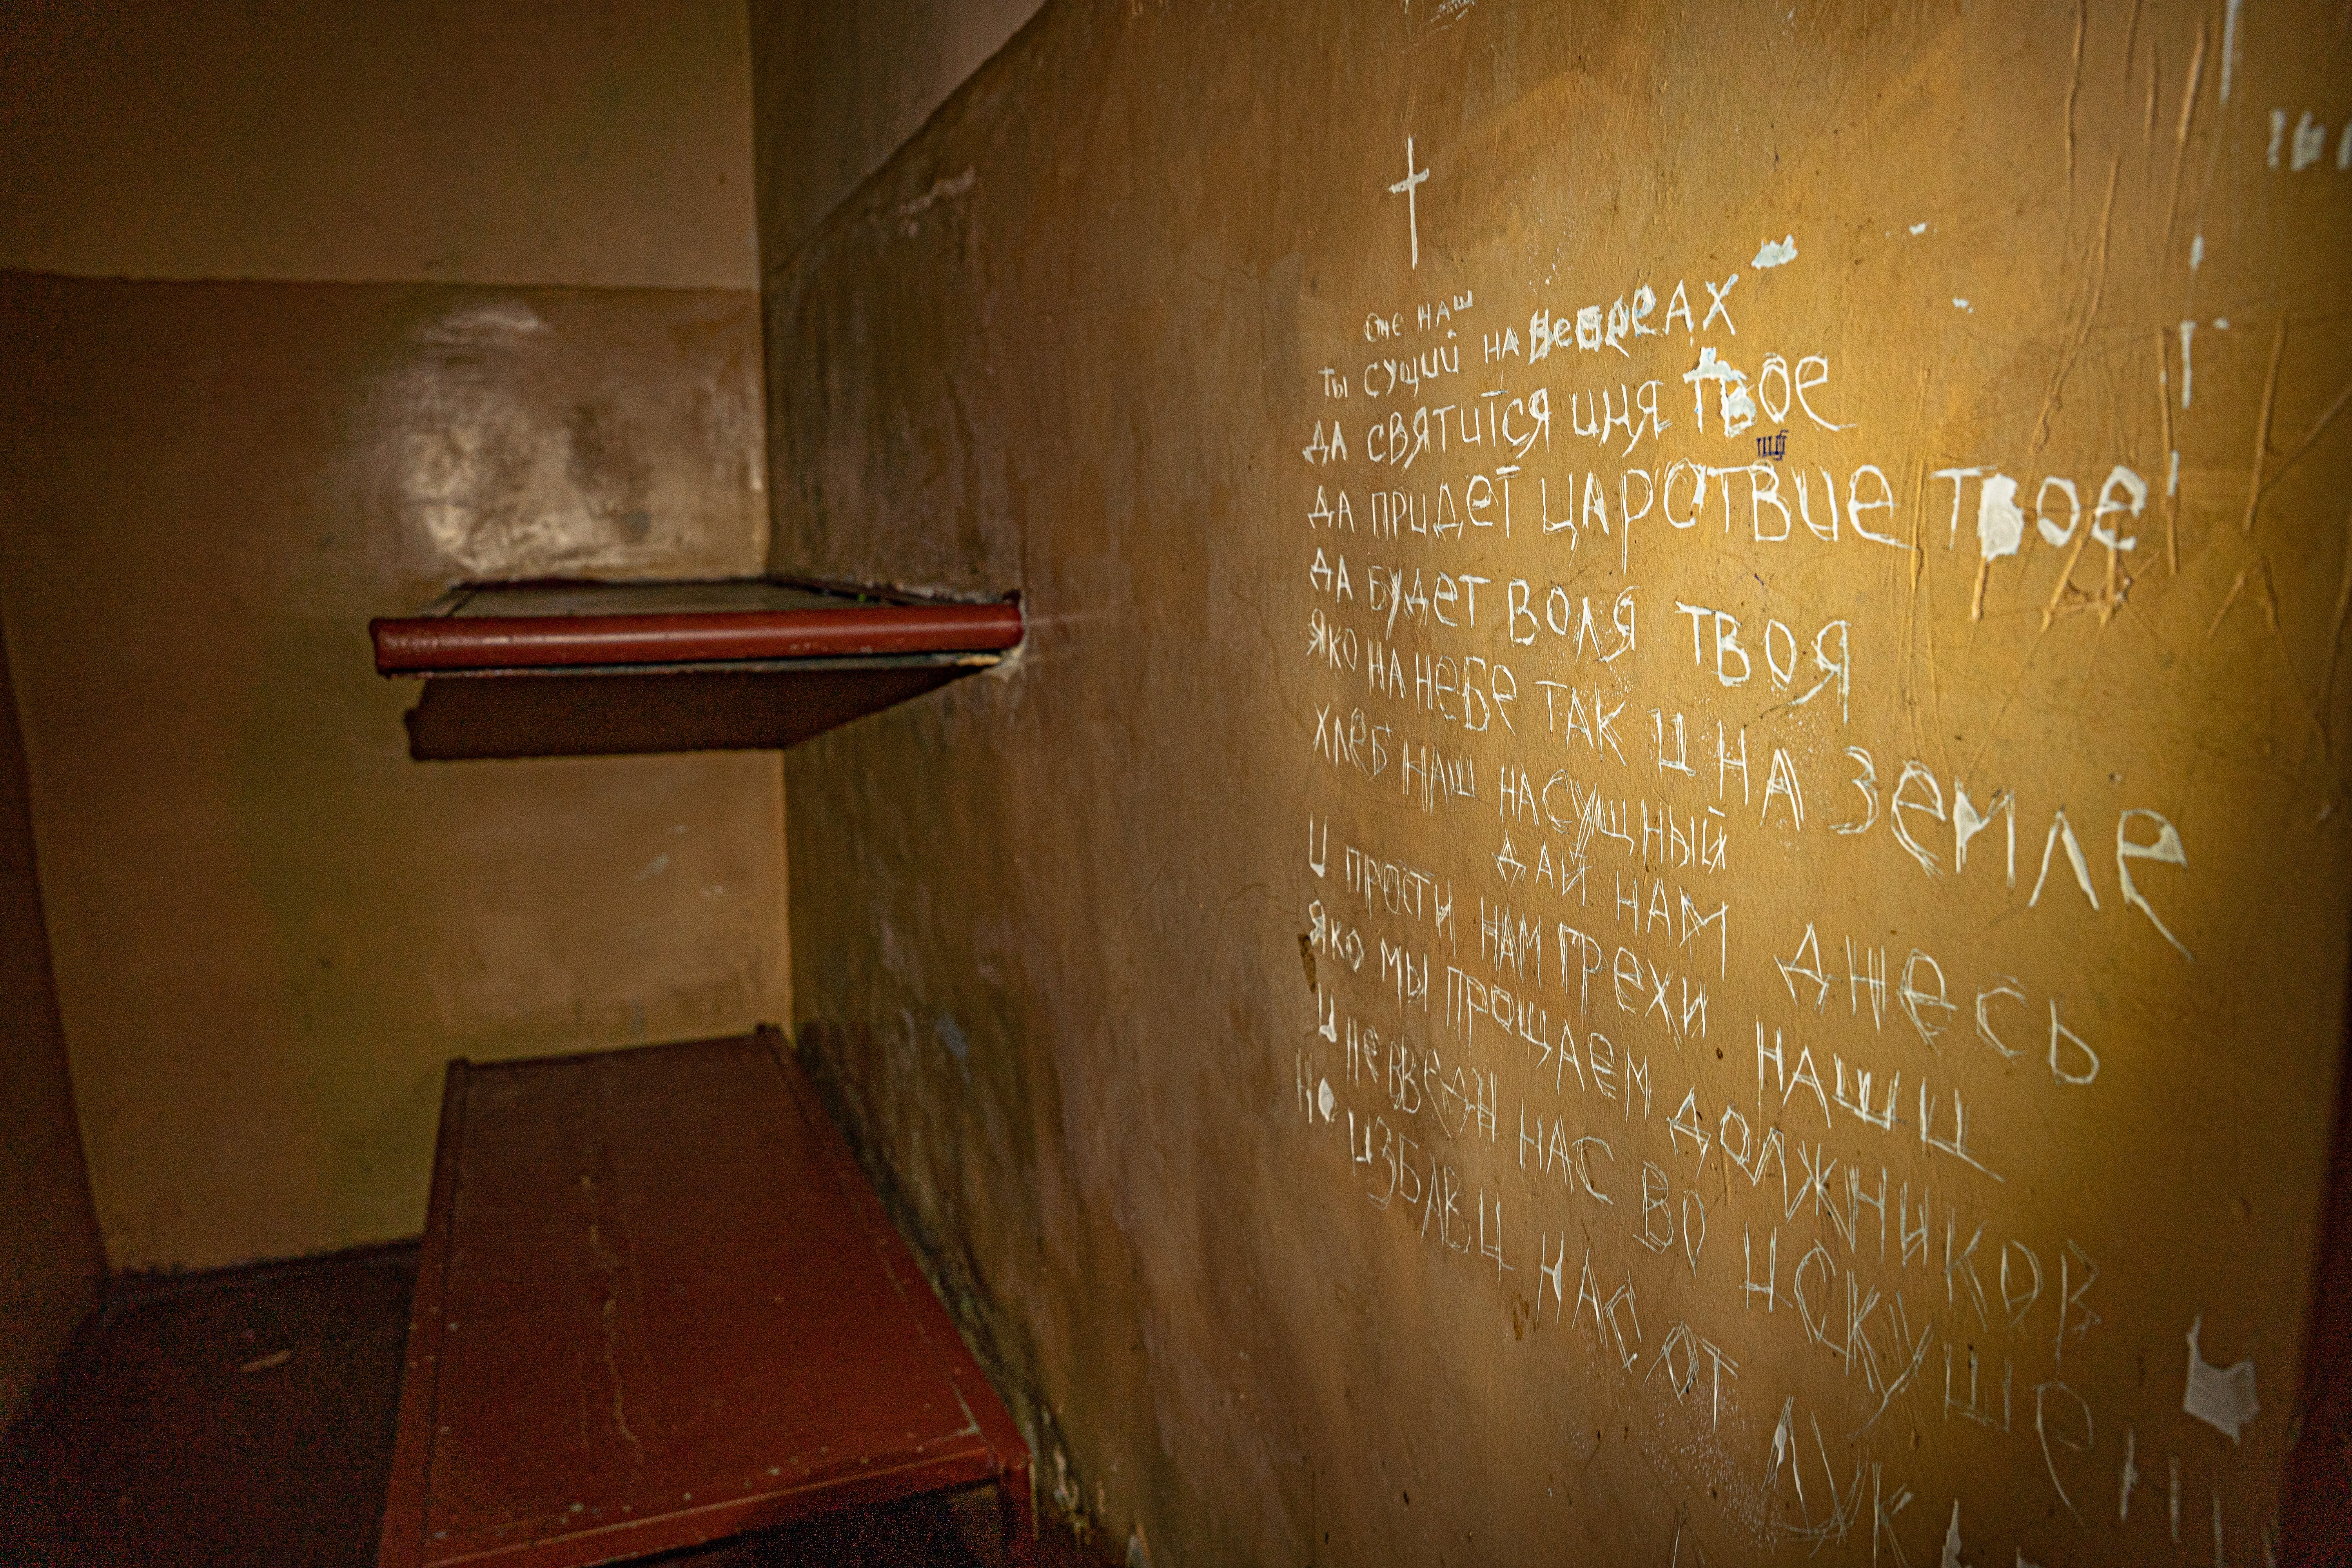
[1977,473,2024,560]
[2182,1317,2258,1442]
[419,301,549,343]
[898,168,978,220]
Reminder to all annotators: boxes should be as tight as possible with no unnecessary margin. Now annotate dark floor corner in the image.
[0,1243,419,1568]
[0,1244,1113,1568]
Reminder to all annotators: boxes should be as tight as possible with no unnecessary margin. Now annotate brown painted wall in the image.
[0,275,787,1270]
[0,609,105,1428]
[760,2,2352,1561]
[0,0,759,289]
[748,0,1042,269]
[0,1,782,1272]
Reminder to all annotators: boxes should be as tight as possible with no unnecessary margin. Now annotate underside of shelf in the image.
[371,578,1021,760]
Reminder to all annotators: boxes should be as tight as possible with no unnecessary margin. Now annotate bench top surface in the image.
[378,1030,1027,1568]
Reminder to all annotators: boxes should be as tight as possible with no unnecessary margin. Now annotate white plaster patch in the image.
[1976,473,2025,560]
[1682,346,1757,436]
[2182,1317,2258,1442]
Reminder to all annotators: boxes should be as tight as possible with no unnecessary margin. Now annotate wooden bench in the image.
[376,1029,1032,1567]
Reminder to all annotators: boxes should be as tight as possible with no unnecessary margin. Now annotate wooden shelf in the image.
[376,1030,1034,1567]
[370,578,1021,760]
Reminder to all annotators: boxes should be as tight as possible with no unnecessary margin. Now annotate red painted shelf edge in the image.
[371,602,1024,675]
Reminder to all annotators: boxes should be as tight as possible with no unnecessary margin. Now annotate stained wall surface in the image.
[760,2,2352,1562]
[0,1,784,1272]
[0,611,104,1427]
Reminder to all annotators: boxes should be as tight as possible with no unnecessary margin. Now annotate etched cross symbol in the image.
[1389,136,1430,269]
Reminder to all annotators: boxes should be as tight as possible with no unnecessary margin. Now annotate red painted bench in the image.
[376,1029,1032,1567]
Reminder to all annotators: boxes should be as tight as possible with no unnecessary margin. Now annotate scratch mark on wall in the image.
[2034,1380,2091,1524]
[2205,559,2279,642]
[2216,563,2339,761]
[2099,542,2130,626]
[2165,27,2207,238]
[2259,375,2352,501]
[2066,0,2086,188]
[2242,318,2288,532]
[2159,330,2180,572]
[1965,615,2056,782]
[1902,372,1932,760]
[2044,528,2131,628]
[2219,0,2242,105]
[2319,507,2352,742]
[2032,158,2122,455]
[2178,26,2207,145]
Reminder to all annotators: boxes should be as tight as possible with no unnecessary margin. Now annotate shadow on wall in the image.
[0,602,105,1430]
